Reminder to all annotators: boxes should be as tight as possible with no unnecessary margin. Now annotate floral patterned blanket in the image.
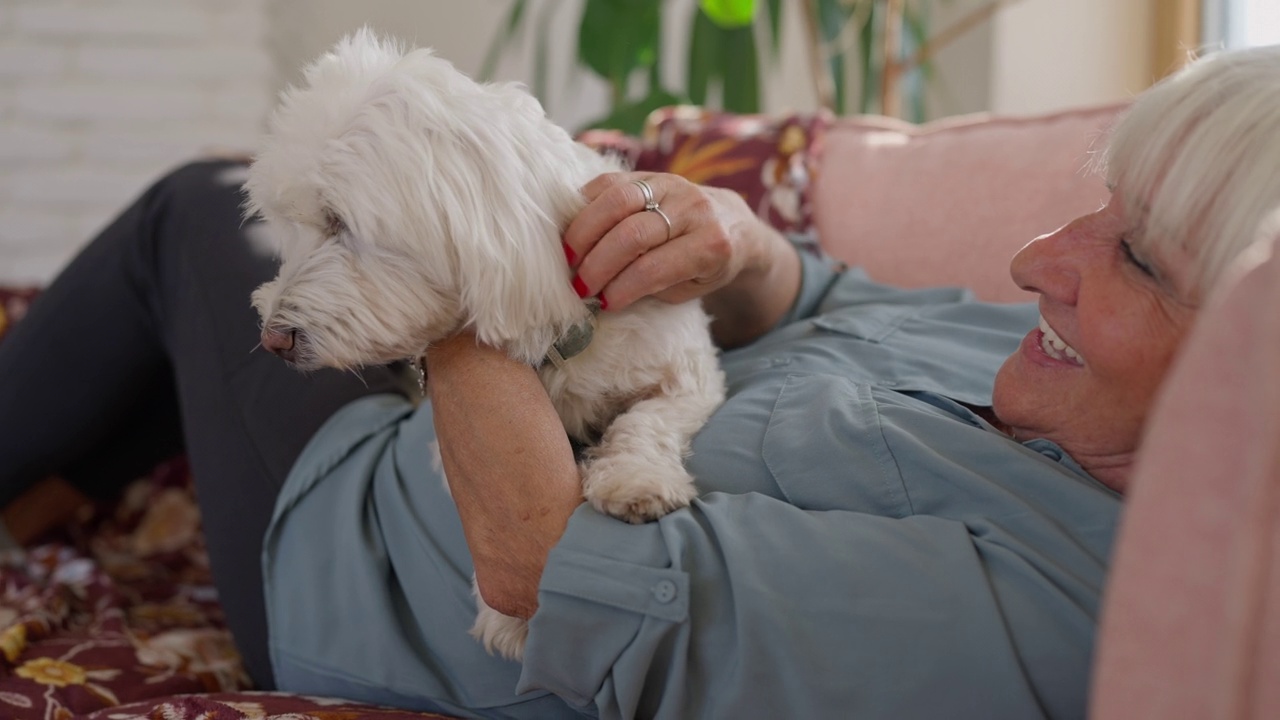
[0,461,452,720]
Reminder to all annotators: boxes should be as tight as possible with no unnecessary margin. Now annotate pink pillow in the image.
[813,104,1125,302]
[1089,231,1280,719]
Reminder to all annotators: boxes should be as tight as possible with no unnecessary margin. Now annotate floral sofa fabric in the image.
[579,106,830,249]
[87,693,463,719]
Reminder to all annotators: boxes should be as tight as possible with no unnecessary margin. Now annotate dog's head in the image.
[246,29,599,370]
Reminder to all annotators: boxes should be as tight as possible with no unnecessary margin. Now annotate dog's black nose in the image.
[262,327,298,362]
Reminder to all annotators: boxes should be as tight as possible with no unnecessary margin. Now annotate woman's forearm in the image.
[425,334,584,618]
[702,224,802,349]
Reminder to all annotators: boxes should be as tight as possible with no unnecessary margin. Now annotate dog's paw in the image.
[581,454,697,524]
[470,596,528,661]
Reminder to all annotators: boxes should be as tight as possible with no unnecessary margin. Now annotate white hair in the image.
[1102,44,1280,297]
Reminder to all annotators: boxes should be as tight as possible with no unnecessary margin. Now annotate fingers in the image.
[595,225,733,311]
[564,173,668,268]
[565,173,682,299]
[574,204,676,293]
[563,172,738,311]
[614,224,737,302]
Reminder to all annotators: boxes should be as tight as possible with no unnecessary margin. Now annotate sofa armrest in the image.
[1090,228,1280,719]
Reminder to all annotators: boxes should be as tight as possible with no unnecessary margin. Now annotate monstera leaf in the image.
[583,88,684,133]
[578,0,661,97]
[687,3,761,114]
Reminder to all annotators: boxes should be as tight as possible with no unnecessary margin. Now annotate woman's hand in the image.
[563,172,802,349]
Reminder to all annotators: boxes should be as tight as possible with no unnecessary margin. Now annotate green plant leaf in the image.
[582,87,684,134]
[578,0,661,96]
[764,0,783,59]
[902,4,929,122]
[699,0,756,28]
[478,0,529,82]
[857,0,878,114]
[649,5,664,90]
[687,6,722,106]
[816,0,850,114]
[721,26,759,112]
[532,0,558,105]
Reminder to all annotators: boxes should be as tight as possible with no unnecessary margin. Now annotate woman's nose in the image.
[1009,223,1081,306]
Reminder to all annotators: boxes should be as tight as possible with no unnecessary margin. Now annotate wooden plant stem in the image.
[905,0,1022,73]
[881,0,1024,118]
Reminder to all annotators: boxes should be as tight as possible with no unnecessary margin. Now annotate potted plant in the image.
[482,0,1019,132]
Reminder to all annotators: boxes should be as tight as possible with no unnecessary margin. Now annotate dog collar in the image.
[543,298,601,370]
[412,298,602,393]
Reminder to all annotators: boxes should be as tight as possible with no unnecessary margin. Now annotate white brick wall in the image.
[0,0,274,286]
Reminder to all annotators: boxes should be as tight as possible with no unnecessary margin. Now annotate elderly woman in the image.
[1,45,1278,720]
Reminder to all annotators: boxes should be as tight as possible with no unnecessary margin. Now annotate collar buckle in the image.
[545,298,601,369]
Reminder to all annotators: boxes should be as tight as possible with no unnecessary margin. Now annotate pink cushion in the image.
[1090,231,1280,719]
[813,104,1125,302]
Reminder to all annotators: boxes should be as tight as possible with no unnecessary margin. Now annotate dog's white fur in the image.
[245,30,725,660]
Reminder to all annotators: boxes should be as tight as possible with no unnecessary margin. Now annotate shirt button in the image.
[652,579,677,604]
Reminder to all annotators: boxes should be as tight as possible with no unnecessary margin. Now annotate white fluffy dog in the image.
[245,30,725,659]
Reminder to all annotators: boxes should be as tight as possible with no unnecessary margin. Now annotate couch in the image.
[1,101,1275,719]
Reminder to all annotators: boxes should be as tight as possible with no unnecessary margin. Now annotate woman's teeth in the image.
[1039,317,1083,365]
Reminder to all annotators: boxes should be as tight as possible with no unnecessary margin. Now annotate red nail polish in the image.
[562,243,577,265]
[572,275,589,298]
[598,294,609,311]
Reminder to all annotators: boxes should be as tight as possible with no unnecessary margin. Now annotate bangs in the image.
[1099,46,1280,297]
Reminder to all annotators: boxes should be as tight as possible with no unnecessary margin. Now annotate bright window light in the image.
[1227,0,1280,48]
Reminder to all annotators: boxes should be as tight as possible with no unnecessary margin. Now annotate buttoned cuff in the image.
[515,504,686,708]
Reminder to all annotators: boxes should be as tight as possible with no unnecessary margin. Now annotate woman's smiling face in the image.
[992,193,1199,492]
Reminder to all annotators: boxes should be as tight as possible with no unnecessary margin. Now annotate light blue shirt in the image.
[263,249,1121,720]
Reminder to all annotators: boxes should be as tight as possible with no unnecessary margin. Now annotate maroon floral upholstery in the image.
[84,693,457,719]
[0,457,249,719]
[0,287,38,339]
[579,106,830,249]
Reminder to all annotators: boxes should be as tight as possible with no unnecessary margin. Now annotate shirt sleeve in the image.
[517,492,1084,720]
[772,232,845,328]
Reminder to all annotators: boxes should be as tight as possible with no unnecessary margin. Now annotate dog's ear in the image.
[443,151,588,355]
[322,209,346,238]
[414,105,595,355]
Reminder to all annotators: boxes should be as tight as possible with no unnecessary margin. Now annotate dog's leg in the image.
[581,379,723,524]
[469,579,530,661]
[468,380,722,658]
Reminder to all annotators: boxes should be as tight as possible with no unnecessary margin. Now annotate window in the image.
[1205,0,1280,48]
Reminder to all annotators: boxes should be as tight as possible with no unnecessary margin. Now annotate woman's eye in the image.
[1120,238,1156,277]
